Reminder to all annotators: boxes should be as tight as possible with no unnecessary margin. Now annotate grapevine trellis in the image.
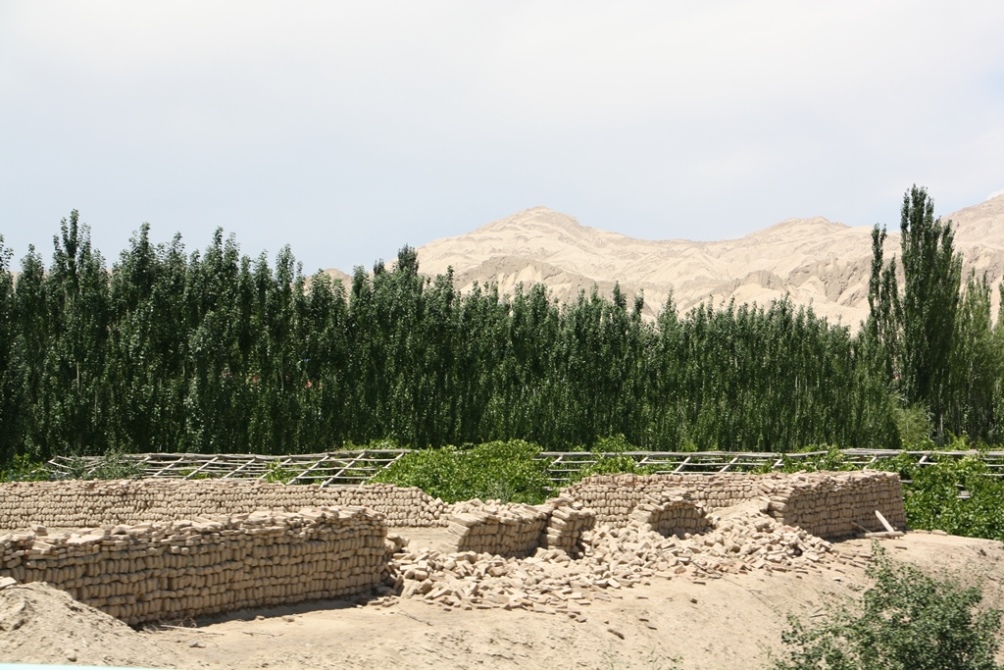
[46,449,1004,487]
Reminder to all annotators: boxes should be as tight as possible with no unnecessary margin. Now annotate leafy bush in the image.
[566,434,659,483]
[0,454,50,482]
[768,545,1003,670]
[889,456,1004,542]
[371,440,553,504]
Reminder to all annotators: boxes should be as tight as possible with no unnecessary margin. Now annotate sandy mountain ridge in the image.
[361,194,1003,331]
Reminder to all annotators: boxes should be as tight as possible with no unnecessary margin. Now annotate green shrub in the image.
[371,440,552,504]
[893,401,937,449]
[566,434,659,483]
[767,545,1003,670]
[892,457,1004,542]
[0,454,51,482]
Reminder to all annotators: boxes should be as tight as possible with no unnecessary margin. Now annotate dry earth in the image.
[4,529,1004,670]
[341,194,1004,329]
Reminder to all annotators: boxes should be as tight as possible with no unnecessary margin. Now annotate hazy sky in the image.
[2,1,1003,274]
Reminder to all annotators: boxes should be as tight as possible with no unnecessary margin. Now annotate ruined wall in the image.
[560,471,905,540]
[443,498,598,558]
[626,490,710,537]
[0,473,904,543]
[539,497,595,556]
[447,501,550,558]
[0,507,387,625]
[766,471,906,539]
[0,479,446,529]
[0,470,907,626]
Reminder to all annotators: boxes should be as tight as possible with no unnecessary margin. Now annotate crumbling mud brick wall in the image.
[560,471,905,540]
[0,507,387,625]
[763,471,906,539]
[539,497,595,556]
[0,479,446,529]
[627,490,710,537]
[447,501,549,558]
[444,499,597,558]
[0,470,907,626]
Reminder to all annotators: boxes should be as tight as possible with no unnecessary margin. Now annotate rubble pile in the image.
[0,507,387,625]
[0,479,447,529]
[388,502,841,617]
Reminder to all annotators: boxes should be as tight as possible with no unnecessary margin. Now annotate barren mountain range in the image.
[334,194,1004,330]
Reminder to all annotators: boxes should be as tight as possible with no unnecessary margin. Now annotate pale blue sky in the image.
[2,1,1003,274]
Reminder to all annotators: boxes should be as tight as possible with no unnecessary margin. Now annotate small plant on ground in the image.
[766,544,1003,670]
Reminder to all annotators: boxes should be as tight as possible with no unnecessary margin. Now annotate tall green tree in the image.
[44,211,112,455]
[867,186,963,441]
[0,237,22,463]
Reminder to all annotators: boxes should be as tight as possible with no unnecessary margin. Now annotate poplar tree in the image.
[0,238,20,463]
[867,186,963,442]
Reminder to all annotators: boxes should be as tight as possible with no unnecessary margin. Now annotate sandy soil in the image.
[3,529,1004,670]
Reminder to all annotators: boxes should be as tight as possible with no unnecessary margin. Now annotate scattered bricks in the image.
[390,492,846,617]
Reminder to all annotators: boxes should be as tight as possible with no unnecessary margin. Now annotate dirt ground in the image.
[3,530,1004,670]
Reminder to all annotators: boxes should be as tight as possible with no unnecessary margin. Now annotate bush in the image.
[893,401,937,449]
[895,457,1004,542]
[371,440,553,504]
[0,454,50,482]
[566,434,659,484]
[767,545,1003,670]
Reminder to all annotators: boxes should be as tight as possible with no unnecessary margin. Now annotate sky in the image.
[2,1,1003,275]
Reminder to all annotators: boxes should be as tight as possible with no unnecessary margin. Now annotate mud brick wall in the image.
[765,471,906,540]
[561,473,754,526]
[0,507,387,625]
[0,480,446,529]
[560,471,905,540]
[627,491,710,537]
[539,497,595,556]
[447,501,550,558]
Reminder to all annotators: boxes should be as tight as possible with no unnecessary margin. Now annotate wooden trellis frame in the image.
[45,448,1004,487]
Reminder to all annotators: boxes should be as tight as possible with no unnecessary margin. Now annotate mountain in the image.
[357,195,1004,330]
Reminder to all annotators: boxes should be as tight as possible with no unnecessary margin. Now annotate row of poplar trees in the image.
[0,186,1002,464]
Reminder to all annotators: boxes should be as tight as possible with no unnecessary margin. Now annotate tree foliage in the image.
[866,186,993,443]
[768,546,1003,670]
[1,190,1002,465]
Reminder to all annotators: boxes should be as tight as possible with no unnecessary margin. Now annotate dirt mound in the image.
[0,582,191,667]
